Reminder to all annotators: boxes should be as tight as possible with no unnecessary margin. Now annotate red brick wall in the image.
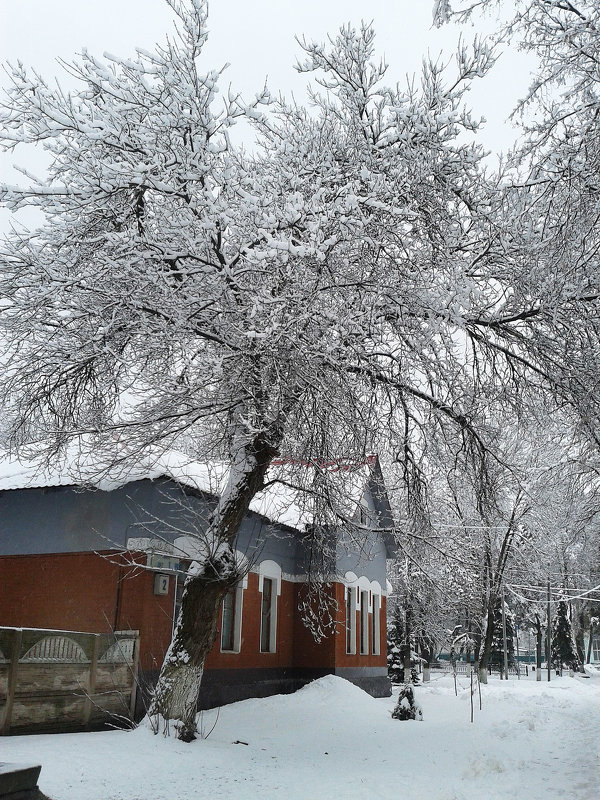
[204,572,295,670]
[332,583,387,669]
[292,583,337,669]
[0,551,175,673]
[0,551,120,632]
[114,561,176,672]
[203,578,387,672]
[1,552,389,677]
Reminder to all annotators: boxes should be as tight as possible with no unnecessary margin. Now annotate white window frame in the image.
[258,560,281,653]
[220,576,247,653]
[371,593,381,655]
[359,590,370,655]
[345,586,357,655]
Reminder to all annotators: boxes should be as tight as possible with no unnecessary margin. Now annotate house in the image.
[0,451,397,721]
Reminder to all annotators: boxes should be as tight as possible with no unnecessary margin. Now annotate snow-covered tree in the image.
[387,605,405,684]
[0,1,502,738]
[434,1,600,448]
[551,599,582,673]
[391,684,423,721]
[489,597,516,675]
[2,0,599,739]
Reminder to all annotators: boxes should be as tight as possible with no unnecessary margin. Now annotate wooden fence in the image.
[0,626,139,734]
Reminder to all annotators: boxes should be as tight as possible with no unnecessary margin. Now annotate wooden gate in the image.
[0,626,139,734]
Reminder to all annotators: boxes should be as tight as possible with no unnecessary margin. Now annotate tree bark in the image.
[402,605,412,684]
[149,565,231,740]
[149,429,280,740]
[478,596,496,684]
[534,614,543,680]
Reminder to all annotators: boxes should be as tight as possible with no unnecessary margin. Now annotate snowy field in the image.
[3,671,599,800]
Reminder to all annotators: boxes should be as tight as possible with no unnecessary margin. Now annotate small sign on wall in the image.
[154,573,170,596]
[147,553,181,572]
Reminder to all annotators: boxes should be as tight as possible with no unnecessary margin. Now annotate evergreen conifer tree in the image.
[489,598,516,674]
[391,684,423,721]
[551,600,582,672]
[387,605,405,684]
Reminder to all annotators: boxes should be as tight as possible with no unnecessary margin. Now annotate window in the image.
[593,634,600,662]
[260,577,274,652]
[371,594,380,655]
[360,590,369,655]
[221,587,236,651]
[220,582,245,653]
[346,587,356,654]
[258,561,281,654]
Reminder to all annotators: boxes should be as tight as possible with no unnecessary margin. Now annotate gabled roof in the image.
[256,456,398,557]
[0,449,398,554]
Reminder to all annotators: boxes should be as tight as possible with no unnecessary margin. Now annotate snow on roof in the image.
[0,449,380,532]
[254,457,375,529]
[0,448,227,494]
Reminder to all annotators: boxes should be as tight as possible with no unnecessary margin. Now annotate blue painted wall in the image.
[0,477,388,582]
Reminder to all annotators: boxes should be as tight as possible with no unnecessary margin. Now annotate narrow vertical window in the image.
[260,577,273,652]
[371,594,380,655]
[221,587,236,652]
[346,587,356,654]
[360,590,369,655]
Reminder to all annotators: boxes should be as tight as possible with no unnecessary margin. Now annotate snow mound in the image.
[295,674,381,707]
[584,663,600,678]
[224,674,381,720]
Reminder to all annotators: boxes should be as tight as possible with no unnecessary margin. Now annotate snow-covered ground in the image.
[3,671,599,800]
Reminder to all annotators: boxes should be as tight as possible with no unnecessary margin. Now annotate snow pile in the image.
[2,673,599,800]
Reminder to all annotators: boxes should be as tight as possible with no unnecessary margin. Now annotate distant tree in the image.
[449,626,475,664]
[586,612,600,664]
[387,605,405,684]
[489,597,516,675]
[551,600,582,673]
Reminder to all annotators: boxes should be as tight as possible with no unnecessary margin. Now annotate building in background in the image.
[0,452,397,719]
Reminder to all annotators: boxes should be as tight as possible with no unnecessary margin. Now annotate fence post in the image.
[470,667,474,723]
[128,633,141,721]
[2,628,22,734]
[83,634,100,728]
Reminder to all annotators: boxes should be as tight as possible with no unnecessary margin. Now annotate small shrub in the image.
[391,684,423,721]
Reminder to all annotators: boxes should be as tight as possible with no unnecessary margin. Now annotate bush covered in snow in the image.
[391,684,423,721]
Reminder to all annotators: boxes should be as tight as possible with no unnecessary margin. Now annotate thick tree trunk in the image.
[149,559,233,740]
[149,429,280,740]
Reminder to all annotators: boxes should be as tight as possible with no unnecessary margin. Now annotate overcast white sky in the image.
[0,0,534,230]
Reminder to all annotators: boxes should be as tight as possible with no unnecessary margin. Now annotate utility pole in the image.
[501,584,509,680]
[547,577,551,683]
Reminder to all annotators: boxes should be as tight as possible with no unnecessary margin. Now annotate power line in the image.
[505,583,600,604]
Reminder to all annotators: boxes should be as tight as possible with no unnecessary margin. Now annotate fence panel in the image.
[0,627,139,734]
